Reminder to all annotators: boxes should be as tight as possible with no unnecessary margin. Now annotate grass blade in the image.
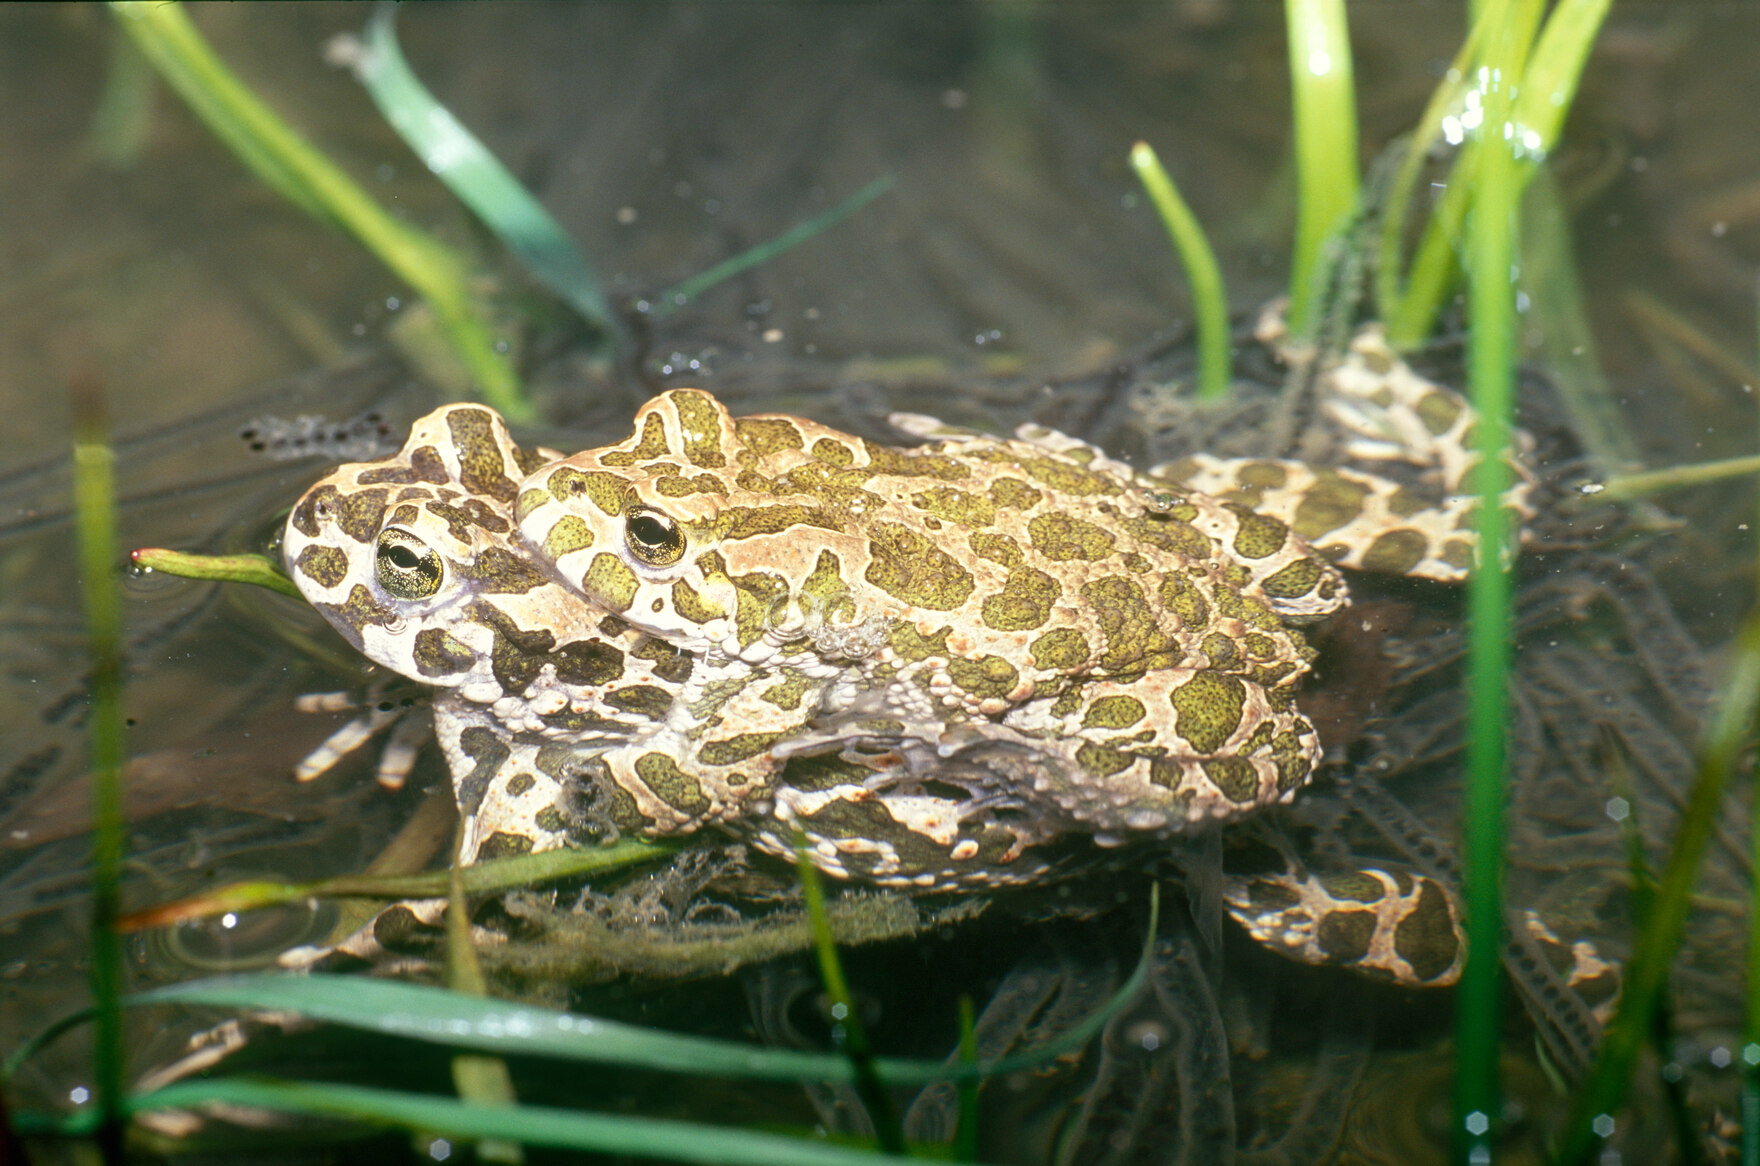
[1282,0,1359,338]
[344,8,620,345]
[649,176,894,320]
[1129,141,1231,400]
[1455,9,1523,1157]
[124,1078,937,1165]
[108,1,531,421]
[71,369,129,1165]
[129,547,302,598]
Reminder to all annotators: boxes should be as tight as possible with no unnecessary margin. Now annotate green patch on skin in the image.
[654,472,732,498]
[317,583,399,640]
[412,627,476,678]
[544,639,628,687]
[634,752,710,815]
[1271,729,1310,792]
[1030,627,1091,671]
[1387,486,1429,517]
[969,531,1022,566]
[735,416,805,459]
[669,391,729,468]
[1119,513,1212,558]
[720,504,843,540]
[988,477,1041,510]
[582,552,639,612]
[1202,756,1259,803]
[1316,909,1377,965]
[1260,556,1324,600]
[1226,504,1289,560]
[1291,471,1371,540]
[1441,539,1474,570]
[476,832,534,860]
[1011,455,1124,497]
[811,437,855,466]
[1121,553,1150,573]
[466,546,552,594]
[389,503,421,527]
[359,446,450,487]
[981,566,1058,632]
[1082,695,1146,730]
[861,442,970,481]
[547,466,628,517]
[1319,871,1385,903]
[911,486,995,528]
[506,773,535,797]
[946,655,1019,700]
[731,570,788,649]
[888,621,951,662]
[1200,632,1237,668]
[863,522,975,610]
[533,807,568,834]
[698,731,782,766]
[1239,462,1289,488]
[599,411,676,466]
[760,673,818,710]
[688,675,754,721]
[540,514,596,559]
[604,685,675,720]
[1395,880,1461,982]
[1160,573,1210,629]
[293,544,348,590]
[632,637,694,684]
[1050,688,1084,718]
[1245,878,1303,910]
[1027,512,1116,561]
[670,578,724,624]
[1360,528,1429,575]
[454,725,510,816]
[516,487,552,523]
[323,484,393,544]
[1170,671,1246,753]
[1211,585,1281,632]
[446,408,519,503]
[1075,741,1134,777]
[1081,576,1180,672]
[1241,632,1278,659]
[798,550,856,626]
[782,752,871,792]
[796,799,955,875]
[1415,390,1464,436]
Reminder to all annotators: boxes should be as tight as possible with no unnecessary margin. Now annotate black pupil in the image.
[629,515,672,547]
[386,545,421,569]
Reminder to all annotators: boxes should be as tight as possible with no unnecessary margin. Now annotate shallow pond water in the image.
[3,4,1759,1162]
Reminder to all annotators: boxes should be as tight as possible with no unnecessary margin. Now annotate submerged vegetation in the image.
[6,2,1756,1163]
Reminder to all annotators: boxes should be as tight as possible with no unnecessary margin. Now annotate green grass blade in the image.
[1747,277,1760,1166]
[347,8,619,344]
[129,547,302,598]
[1593,455,1760,503]
[1129,141,1231,400]
[72,373,128,1165]
[797,837,903,1153]
[123,1078,939,1166]
[1454,9,1523,1157]
[1282,0,1359,339]
[649,176,894,320]
[1554,610,1760,1165]
[108,1,531,421]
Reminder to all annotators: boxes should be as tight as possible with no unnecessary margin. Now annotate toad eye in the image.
[375,528,444,599]
[623,506,685,567]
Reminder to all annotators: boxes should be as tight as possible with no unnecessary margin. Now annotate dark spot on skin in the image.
[446,408,519,502]
[475,832,534,859]
[548,637,627,687]
[293,544,348,590]
[315,583,400,648]
[506,773,536,797]
[1316,908,1377,965]
[634,752,710,815]
[697,732,782,766]
[358,444,451,486]
[412,628,476,678]
[454,725,510,816]
[1393,878,1461,982]
[426,498,511,544]
[604,685,675,720]
[632,637,693,684]
[463,545,552,594]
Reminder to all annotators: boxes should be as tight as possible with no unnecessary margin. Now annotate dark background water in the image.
[2,4,1758,1160]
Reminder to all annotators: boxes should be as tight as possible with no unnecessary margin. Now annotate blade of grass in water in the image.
[447,839,524,1165]
[1282,0,1359,339]
[1742,277,1760,1166]
[72,370,128,1165]
[341,7,620,347]
[108,1,531,422]
[1554,609,1760,1165]
[648,176,895,320]
[796,836,903,1154]
[1129,141,1231,400]
[1455,8,1522,1158]
[129,547,302,598]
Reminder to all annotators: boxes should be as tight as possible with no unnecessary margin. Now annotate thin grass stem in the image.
[795,837,904,1155]
[1454,10,1522,1158]
[1129,141,1231,400]
[1555,609,1760,1165]
[1282,0,1359,339]
[1743,277,1760,1166]
[955,995,979,1162]
[72,370,128,1165]
[108,1,531,421]
[649,177,895,320]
